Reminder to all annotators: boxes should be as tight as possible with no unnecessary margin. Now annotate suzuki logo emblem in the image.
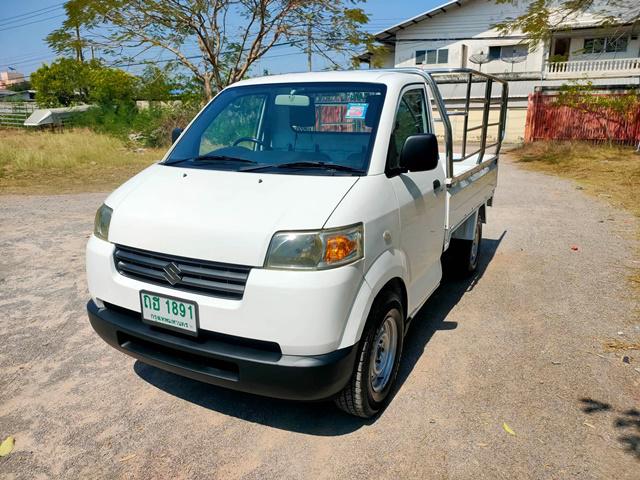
[162,262,182,285]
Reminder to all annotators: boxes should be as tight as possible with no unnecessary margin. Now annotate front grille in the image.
[113,245,251,300]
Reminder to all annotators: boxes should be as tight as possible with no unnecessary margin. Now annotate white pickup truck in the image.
[86,68,508,418]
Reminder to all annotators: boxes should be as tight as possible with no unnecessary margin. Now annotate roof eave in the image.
[372,0,464,42]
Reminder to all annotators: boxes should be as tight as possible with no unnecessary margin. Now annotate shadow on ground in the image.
[134,232,506,436]
[580,398,640,460]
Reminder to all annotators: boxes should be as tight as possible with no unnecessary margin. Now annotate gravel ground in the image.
[1,156,639,479]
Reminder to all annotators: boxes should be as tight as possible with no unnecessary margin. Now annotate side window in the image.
[388,88,428,170]
[199,94,266,155]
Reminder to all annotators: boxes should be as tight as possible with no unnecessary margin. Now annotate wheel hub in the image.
[369,313,398,396]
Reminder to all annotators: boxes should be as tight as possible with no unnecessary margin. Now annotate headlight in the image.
[265,224,363,270]
[94,204,113,241]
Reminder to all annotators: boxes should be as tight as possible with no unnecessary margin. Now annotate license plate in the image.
[139,291,199,336]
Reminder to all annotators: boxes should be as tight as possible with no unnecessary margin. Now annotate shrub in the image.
[73,101,200,147]
[31,59,137,108]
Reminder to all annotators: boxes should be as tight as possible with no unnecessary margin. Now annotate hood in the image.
[106,164,358,266]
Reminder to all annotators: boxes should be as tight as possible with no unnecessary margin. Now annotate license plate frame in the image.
[139,290,200,337]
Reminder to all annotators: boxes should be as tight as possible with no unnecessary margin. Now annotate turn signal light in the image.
[324,235,357,263]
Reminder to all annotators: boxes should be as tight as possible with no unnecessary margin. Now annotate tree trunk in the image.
[203,75,214,102]
[75,24,84,62]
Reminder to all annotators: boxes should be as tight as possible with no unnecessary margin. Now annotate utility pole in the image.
[306,20,312,71]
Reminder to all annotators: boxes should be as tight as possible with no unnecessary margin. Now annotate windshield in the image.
[165,82,386,175]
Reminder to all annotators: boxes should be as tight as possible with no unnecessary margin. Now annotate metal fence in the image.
[524,92,640,144]
[0,102,36,128]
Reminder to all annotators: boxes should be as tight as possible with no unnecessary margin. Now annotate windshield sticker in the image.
[345,103,368,119]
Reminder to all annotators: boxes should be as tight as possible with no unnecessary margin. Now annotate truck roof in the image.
[232,70,421,88]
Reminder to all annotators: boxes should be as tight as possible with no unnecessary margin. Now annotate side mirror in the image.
[399,133,439,172]
[171,127,183,144]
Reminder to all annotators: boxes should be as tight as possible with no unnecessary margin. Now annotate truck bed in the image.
[381,67,507,248]
[447,158,497,237]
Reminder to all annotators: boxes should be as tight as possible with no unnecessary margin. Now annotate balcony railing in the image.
[545,58,640,78]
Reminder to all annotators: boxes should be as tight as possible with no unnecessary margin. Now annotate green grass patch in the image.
[0,128,165,194]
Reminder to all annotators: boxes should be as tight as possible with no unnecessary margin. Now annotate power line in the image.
[111,39,301,68]
[0,50,52,64]
[0,13,67,33]
[0,2,64,25]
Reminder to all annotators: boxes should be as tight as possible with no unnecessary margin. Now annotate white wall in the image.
[374,49,396,68]
[391,0,546,75]
[561,27,640,61]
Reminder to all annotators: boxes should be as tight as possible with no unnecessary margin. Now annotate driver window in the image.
[387,88,428,170]
[199,94,266,154]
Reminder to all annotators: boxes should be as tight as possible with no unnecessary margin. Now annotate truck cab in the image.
[86,69,508,418]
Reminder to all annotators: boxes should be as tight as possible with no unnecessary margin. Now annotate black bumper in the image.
[87,300,357,401]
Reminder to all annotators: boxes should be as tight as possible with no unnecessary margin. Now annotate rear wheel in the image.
[335,289,404,418]
[444,218,482,277]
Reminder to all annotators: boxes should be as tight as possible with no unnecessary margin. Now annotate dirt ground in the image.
[1,157,639,479]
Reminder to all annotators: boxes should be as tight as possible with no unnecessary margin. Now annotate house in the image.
[0,89,35,102]
[358,0,640,141]
[0,70,26,88]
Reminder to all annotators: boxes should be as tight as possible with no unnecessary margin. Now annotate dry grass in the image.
[510,141,640,290]
[603,339,640,352]
[0,128,165,195]
[510,141,640,218]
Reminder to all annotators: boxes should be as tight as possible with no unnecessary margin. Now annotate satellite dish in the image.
[469,52,489,72]
[501,46,527,73]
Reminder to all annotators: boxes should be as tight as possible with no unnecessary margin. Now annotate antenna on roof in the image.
[468,52,489,72]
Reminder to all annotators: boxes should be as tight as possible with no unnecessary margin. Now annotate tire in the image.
[335,289,404,418]
[444,218,482,278]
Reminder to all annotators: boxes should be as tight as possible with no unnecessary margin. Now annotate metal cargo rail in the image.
[377,68,509,186]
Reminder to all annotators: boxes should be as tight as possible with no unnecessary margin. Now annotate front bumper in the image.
[86,235,365,355]
[87,300,358,401]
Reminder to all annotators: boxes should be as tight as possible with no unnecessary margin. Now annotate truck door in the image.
[388,84,446,312]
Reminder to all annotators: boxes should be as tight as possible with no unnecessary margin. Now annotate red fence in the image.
[524,92,640,144]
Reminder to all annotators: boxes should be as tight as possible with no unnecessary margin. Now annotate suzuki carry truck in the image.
[87,68,507,417]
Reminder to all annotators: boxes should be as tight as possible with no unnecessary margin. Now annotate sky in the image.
[0,0,440,80]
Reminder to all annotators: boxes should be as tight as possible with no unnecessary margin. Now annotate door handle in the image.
[433,179,442,191]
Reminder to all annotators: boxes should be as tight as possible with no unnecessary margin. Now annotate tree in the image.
[30,59,136,107]
[494,0,639,46]
[46,0,99,62]
[136,64,181,101]
[31,58,92,107]
[48,0,377,100]
[88,65,137,105]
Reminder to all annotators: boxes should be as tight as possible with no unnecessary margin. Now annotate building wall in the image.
[391,0,546,75]
[439,106,528,144]
[374,49,396,68]
[561,27,640,62]
[0,71,26,88]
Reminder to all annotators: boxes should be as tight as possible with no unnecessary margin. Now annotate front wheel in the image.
[335,289,404,418]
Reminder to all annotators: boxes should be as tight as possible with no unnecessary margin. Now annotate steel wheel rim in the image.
[369,311,399,400]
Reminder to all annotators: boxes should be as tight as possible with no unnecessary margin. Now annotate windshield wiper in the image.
[243,161,364,174]
[193,153,257,164]
[166,154,257,165]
